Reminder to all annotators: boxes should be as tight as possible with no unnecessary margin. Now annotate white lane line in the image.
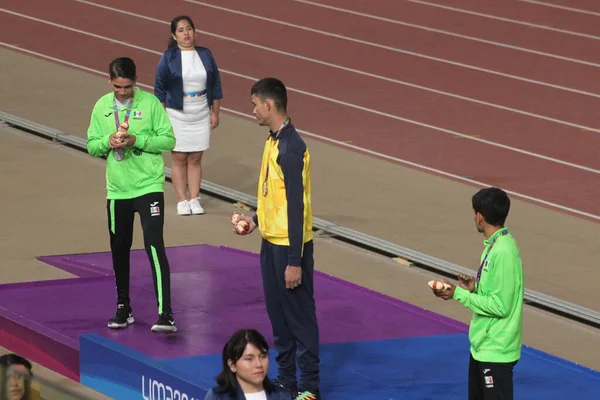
[78,0,600,99]
[2,6,600,175]
[403,0,600,39]
[183,0,600,133]
[295,0,600,66]
[1,41,599,222]
[519,0,600,17]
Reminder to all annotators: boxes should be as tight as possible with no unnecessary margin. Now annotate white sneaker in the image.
[177,200,191,215]
[189,197,205,215]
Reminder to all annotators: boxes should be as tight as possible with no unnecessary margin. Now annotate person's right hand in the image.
[231,213,257,235]
[458,274,476,292]
[109,132,124,149]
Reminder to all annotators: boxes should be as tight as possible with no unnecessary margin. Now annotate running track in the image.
[2,0,600,220]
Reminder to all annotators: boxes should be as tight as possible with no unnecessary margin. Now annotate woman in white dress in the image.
[154,15,224,215]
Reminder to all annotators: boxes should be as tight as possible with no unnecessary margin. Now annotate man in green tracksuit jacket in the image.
[433,187,524,400]
[87,57,177,333]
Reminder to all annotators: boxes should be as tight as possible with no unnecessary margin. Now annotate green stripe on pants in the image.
[110,200,116,234]
[151,245,163,314]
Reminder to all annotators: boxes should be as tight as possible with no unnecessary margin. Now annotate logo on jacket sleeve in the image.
[150,202,160,216]
[484,375,494,388]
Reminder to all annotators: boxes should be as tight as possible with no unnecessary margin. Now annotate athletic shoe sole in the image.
[107,316,135,329]
[151,324,178,333]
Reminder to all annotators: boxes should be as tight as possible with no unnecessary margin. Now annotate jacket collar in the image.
[108,87,141,109]
[234,382,274,400]
[483,227,508,246]
[268,118,292,140]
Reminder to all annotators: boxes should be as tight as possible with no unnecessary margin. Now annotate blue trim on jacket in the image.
[154,45,224,110]
[203,383,291,400]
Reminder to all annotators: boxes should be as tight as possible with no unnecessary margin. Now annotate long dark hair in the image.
[215,329,275,396]
[168,15,196,49]
[0,353,33,399]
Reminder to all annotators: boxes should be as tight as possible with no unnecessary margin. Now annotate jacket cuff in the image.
[453,286,469,303]
[133,134,147,149]
[287,256,301,267]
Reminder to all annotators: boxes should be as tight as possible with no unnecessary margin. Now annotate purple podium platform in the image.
[1,245,598,399]
[0,245,464,380]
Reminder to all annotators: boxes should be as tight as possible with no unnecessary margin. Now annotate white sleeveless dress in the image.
[166,50,211,152]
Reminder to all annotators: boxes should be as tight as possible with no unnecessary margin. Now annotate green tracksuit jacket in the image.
[453,227,524,363]
[86,88,175,200]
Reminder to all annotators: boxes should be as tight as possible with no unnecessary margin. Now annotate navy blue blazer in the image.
[203,384,291,400]
[154,45,224,110]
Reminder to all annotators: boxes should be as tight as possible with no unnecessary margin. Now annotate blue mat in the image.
[162,333,600,400]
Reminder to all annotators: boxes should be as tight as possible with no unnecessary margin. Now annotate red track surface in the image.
[205,0,600,125]
[1,0,600,219]
[417,0,600,34]
[533,0,600,13]
[304,0,600,60]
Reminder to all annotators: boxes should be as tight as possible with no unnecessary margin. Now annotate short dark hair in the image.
[215,329,274,396]
[168,15,196,49]
[472,187,510,226]
[250,78,288,112]
[108,57,137,81]
[0,354,32,374]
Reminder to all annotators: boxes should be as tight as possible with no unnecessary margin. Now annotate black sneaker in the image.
[107,304,134,329]
[151,313,177,333]
[271,379,296,393]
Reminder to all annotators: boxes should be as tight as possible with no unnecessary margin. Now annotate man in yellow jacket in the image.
[232,78,320,400]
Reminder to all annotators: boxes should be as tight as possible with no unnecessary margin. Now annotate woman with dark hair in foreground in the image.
[204,329,291,400]
[0,353,39,400]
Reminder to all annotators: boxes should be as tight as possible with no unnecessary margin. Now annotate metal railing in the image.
[2,110,599,328]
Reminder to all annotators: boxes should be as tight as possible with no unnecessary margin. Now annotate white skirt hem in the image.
[167,99,211,153]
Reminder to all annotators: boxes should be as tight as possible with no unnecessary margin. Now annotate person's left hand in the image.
[432,279,456,300]
[120,133,136,148]
[210,112,219,130]
[285,266,302,290]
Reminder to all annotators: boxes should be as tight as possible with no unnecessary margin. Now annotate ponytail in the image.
[167,37,177,49]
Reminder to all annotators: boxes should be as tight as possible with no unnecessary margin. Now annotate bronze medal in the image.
[262,180,268,196]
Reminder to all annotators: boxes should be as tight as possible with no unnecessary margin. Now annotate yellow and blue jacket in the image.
[253,120,313,266]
